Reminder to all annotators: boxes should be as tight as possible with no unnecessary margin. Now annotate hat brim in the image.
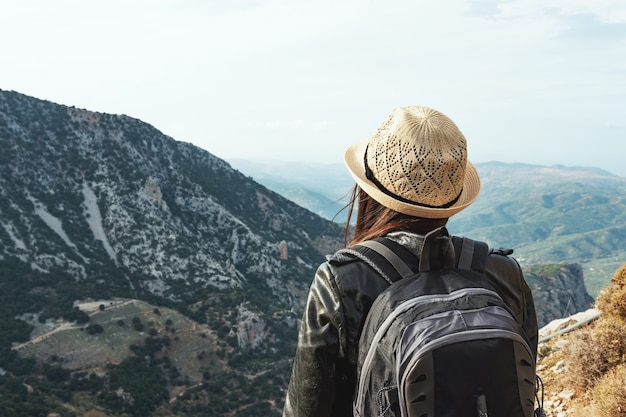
[344,138,481,219]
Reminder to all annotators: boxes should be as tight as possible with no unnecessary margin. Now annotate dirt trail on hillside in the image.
[13,299,136,351]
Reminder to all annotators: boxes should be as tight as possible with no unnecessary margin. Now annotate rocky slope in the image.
[0,88,343,306]
[0,89,343,415]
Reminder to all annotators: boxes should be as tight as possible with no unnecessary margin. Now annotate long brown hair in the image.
[343,185,448,246]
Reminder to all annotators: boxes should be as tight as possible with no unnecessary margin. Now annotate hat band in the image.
[364,145,462,210]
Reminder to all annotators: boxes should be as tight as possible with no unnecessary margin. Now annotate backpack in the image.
[347,228,539,417]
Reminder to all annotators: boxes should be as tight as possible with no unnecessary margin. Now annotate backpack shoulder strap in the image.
[356,240,414,279]
[337,237,418,285]
[419,227,490,272]
[335,230,490,284]
[457,237,475,270]
[419,227,455,272]
[451,235,490,272]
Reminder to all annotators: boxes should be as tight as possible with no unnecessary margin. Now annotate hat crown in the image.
[366,106,468,208]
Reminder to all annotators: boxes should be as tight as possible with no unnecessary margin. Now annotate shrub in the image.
[43,364,71,382]
[132,317,144,332]
[596,263,626,318]
[594,263,626,365]
[102,356,168,415]
[591,363,626,417]
[561,328,608,395]
[86,324,104,335]
[64,308,90,324]
[593,316,626,365]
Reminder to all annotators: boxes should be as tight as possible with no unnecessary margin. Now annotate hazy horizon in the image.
[227,156,626,179]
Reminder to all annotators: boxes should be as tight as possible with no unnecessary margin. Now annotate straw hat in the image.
[344,105,480,219]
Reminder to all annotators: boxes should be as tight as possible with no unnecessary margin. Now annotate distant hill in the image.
[228,158,354,223]
[229,160,626,296]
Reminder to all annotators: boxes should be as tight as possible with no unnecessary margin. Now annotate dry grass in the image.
[591,363,626,416]
[593,315,626,365]
[595,263,626,317]
[595,263,626,365]
[548,263,626,417]
[560,327,608,394]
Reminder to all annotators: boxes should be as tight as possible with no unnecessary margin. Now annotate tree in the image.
[102,356,169,415]
[86,324,104,335]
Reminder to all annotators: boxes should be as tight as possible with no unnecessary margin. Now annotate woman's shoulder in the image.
[483,245,525,287]
[316,244,397,299]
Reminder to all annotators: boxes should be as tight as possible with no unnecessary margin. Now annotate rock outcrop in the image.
[526,263,595,327]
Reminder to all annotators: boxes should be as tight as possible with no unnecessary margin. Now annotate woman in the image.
[282,105,538,417]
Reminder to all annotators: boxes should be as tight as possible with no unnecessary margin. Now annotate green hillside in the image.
[448,162,626,296]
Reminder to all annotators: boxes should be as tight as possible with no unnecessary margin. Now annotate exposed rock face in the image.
[236,304,270,350]
[0,89,343,356]
[526,263,595,327]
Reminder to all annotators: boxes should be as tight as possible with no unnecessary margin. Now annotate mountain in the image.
[0,89,343,416]
[228,158,354,224]
[0,89,601,416]
[230,160,626,297]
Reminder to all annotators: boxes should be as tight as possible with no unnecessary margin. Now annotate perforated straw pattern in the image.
[344,105,480,218]
[366,106,467,208]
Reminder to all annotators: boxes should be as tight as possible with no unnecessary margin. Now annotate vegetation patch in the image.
[537,263,626,417]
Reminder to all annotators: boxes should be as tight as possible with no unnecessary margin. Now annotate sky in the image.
[2,0,626,176]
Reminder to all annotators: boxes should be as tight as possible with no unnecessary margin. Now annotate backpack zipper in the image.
[476,394,488,417]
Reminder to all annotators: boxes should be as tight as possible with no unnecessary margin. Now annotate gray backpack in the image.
[348,229,539,417]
